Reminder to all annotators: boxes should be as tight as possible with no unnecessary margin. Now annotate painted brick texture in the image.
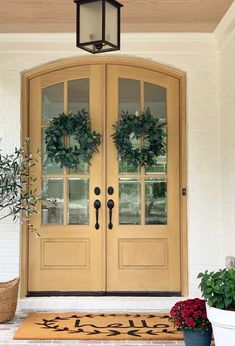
[219,28,235,258]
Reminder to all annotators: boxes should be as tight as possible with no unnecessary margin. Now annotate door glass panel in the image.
[144,82,167,174]
[145,128,167,174]
[68,179,89,225]
[119,78,140,114]
[68,79,89,113]
[42,83,64,123]
[41,178,64,225]
[119,178,141,225]
[68,135,89,174]
[42,129,63,174]
[119,159,140,174]
[145,178,167,225]
[144,82,166,121]
[119,78,141,174]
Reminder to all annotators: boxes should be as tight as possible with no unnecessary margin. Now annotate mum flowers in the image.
[169,298,211,333]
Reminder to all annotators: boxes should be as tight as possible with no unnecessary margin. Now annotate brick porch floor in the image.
[0,311,187,346]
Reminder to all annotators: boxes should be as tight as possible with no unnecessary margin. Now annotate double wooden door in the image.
[28,62,181,293]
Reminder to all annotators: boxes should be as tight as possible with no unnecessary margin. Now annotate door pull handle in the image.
[107,199,114,230]
[94,199,101,230]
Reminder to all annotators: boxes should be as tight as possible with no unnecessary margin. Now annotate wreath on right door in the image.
[112,108,166,167]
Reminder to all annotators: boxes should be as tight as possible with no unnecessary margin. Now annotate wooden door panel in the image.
[119,238,168,268]
[28,65,105,292]
[41,239,89,268]
[106,64,181,292]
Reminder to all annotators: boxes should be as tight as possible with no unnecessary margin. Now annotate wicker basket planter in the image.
[0,278,19,323]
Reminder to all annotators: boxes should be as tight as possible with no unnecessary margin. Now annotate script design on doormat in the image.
[14,312,183,340]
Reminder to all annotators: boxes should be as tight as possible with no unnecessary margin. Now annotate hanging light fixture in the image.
[74,0,123,54]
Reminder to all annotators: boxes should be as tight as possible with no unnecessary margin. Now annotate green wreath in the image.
[45,109,101,169]
[112,108,166,167]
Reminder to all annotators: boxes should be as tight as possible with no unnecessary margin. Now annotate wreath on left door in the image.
[45,109,101,169]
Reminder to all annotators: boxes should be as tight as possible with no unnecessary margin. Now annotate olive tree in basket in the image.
[0,140,39,322]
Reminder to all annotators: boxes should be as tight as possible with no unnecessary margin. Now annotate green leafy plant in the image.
[198,268,235,310]
[45,109,101,169]
[0,140,39,234]
[112,108,166,167]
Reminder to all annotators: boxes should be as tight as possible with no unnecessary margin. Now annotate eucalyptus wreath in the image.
[45,109,101,169]
[112,108,166,167]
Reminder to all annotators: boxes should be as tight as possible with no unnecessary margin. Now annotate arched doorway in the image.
[21,57,187,296]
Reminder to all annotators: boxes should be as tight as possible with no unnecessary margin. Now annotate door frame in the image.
[20,56,187,298]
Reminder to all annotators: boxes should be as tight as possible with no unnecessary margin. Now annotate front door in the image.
[28,61,181,294]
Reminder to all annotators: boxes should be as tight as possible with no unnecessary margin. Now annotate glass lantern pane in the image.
[68,79,89,113]
[42,83,64,123]
[42,129,63,174]
[105,1,118,46]
[145,178,167,225]
[80,1,102,43]
[41,179,64,225]
[119,178,141,225]
[68,179,89,225]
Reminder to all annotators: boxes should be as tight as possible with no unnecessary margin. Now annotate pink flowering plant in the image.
[169,298,211,334]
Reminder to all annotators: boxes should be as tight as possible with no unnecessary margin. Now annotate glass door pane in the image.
[145,178,167,225]
[42,129,63,174]
[68,79,89,113]
[42,83,64,123]
[42,178,64,225]
[119,178,141,225]
[68,179,89,225]
[144,82,167,174]
[41,78,91,226]
[117,78,168,226]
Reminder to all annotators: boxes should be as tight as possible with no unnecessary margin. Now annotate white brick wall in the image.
[216,3,235,260]
[0,32,223,304]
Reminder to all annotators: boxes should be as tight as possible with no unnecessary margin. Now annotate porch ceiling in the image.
[0,0,233,33]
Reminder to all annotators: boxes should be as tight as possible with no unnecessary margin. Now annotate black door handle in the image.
[107,199,114,230]
[94,199,101,230]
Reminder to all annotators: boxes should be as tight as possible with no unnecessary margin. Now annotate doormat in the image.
[14,312,183,340]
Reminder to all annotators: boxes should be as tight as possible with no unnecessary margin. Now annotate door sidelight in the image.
[107,199,114,230]
[94,199,101,230]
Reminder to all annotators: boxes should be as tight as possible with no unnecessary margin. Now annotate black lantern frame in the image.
[74,0,123,54]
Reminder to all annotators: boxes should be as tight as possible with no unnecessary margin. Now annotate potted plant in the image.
[169,298,212,346]
[198,268,235,346]
[0,140,39,322]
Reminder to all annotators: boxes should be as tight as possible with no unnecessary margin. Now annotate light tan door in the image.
[28,62,181,293]
[28,65,105,292]
[106,65,181,292]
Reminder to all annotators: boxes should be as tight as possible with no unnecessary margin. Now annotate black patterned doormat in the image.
[14,312,183,340]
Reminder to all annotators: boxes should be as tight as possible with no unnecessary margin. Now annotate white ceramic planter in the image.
[206,304,235,346]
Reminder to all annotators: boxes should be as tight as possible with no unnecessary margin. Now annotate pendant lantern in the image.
[74,0,123,54]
